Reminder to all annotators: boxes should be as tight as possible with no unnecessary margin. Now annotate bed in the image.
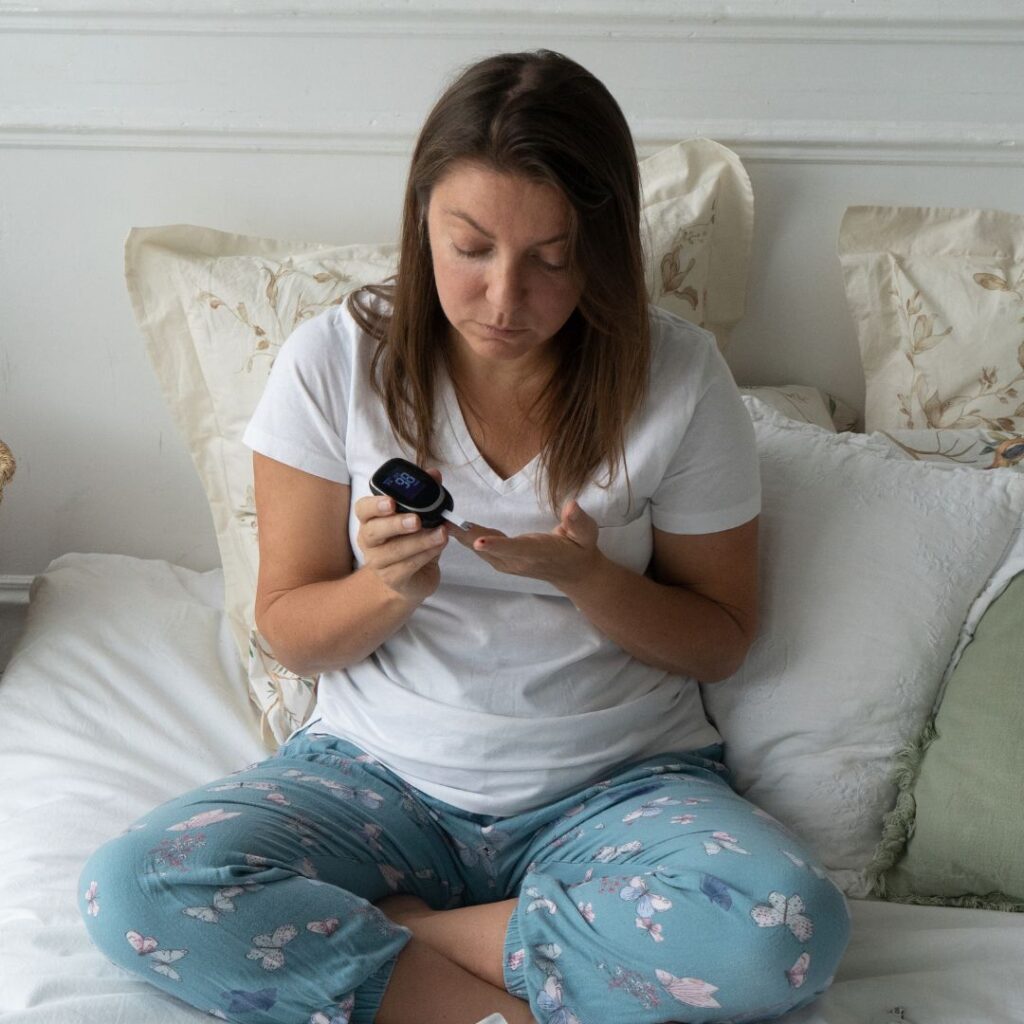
[3,552,1024,1024]
[3,138,1024,1024]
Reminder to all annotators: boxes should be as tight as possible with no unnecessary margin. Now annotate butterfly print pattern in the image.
[537,973,583,1024]
[84,880,100,917]
[700,873,733,910]
[183,884,263,924]
[750,892,814,942]
[567,868,595,889]
[703,831,750,856]
[166,809,242,832]
[279,769,383,809]
[360,822,384,854]
[79,737,848,1024]
[546,827,585,852]
[294,856,319,879]
[147,833,207,871]
[525,886,558,915]
[622,796,683,825]
[595,960,662,1011]
[532,942,563,979]
[655,968,721,1009]
[246,924,298,971]
[306,917,340,937]
[379,864,405,890]
[594,840,643,863]
[785,951,811,988]
[619,876,672,941]
[220,988,278,1014]
[309,994,355,1024]
[208,780,291,806]
[125,930,189,981]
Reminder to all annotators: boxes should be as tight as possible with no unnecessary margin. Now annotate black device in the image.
[369,457,469,530]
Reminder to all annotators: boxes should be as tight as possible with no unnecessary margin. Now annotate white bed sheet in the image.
[1,552,1022,1024]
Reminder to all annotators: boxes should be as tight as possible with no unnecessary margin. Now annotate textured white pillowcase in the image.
[702,398,1024,897]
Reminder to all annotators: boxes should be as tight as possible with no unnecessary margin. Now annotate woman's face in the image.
[426,161,583,369]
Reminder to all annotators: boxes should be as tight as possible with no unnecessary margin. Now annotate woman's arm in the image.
[458,505,759,683]
[253,452,448,677]
[561,516,759,682]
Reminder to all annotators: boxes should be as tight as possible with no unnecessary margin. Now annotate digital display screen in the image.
[383,468,428,502]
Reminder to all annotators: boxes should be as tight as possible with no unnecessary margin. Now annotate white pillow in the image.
[738,384,859,432]
[701,398,1024,896]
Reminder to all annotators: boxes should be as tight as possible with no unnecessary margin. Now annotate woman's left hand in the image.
[453,500,604,589]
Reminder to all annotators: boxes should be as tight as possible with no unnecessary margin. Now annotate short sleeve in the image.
[650,328,761,534]
[241,307,352,485]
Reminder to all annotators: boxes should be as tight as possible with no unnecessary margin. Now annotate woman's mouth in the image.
[479,323,528,338]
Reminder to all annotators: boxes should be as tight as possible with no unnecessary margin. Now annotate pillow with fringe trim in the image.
[866,568,1024,912]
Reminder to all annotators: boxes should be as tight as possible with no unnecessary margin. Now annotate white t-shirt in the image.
[242,301,760,815]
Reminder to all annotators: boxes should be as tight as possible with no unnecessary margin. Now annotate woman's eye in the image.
[451,243,566,272]
[535,255,567,272]
[452,244,488,259]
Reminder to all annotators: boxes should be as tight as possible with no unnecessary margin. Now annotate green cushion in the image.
[869,571,1024,911]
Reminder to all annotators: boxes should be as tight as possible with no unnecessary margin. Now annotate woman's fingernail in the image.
[377,498,391,513]
[433,527,446,543]
[402,515,417,529]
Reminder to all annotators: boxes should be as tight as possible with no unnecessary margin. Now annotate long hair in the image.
[350,49,650,513]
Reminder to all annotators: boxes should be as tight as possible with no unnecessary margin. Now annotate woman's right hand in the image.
[353,468,449,604]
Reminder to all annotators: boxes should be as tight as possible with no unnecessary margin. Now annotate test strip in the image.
[441,509,471,531]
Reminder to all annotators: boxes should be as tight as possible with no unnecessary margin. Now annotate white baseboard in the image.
[0,576,35,606]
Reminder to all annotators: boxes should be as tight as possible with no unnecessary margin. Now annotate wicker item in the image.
[0,441,15,506]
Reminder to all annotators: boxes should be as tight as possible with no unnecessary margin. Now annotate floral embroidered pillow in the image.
[641,138,753,346]
[869,427,1024,472]
[839,205,1024,433]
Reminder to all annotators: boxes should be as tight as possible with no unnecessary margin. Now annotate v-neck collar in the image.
[439,371,540,496]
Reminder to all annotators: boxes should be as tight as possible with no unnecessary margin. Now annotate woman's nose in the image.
[485,256,526,317]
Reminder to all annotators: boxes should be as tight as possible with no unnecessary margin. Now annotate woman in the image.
[80,50,849,1024]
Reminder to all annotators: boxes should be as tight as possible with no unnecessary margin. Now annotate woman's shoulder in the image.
[647,305,721,382]
[278,291,387,370]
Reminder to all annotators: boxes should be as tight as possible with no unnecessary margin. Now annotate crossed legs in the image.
[375,895,535,1024]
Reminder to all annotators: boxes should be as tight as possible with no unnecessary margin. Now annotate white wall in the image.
[2,1,1023,640]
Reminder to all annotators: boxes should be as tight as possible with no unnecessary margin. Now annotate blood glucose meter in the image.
[369,457,469,530]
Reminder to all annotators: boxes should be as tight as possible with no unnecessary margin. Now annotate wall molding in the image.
[1,120,1021,166]
[1,3,1023,43]
[0,576,34,606]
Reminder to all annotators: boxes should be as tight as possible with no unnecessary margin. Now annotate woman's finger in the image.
[360,510,427,550]
[363,524,446,566]
[377,534,447,580]
[353,493,394,523]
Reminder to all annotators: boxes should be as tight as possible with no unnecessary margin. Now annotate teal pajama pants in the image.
[78,725,850,1024]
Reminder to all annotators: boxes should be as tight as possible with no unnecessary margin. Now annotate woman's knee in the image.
[78,830,155,968]
[611,864,850,1017]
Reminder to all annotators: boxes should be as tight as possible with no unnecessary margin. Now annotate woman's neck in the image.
[444,328,556,413]
[443,328,556,478]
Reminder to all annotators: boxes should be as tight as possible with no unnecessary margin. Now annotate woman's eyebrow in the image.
[443,208,568,247]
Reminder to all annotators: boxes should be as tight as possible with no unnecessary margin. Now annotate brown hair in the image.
[350,49,650,513]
